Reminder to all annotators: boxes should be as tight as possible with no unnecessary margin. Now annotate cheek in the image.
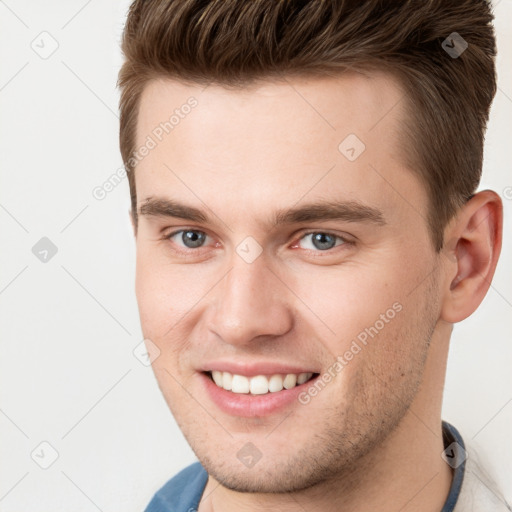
[134,248,216,351]
[135,248,182,339]
[289,262,409,345]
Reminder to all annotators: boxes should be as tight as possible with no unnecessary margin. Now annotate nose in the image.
[208,254,293,347]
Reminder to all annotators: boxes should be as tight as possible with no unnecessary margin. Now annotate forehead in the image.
[137,71,406,154]
[133,72,427,231]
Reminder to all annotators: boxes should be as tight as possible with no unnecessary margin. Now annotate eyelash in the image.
[162,228,352,256]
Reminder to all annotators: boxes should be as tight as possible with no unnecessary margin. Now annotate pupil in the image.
[183,231,205,248]
[313,233,335,250]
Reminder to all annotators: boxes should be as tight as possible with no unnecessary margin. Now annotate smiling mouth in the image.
[205,370,319,395]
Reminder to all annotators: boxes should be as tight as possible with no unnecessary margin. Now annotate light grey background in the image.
[0,1,510,510]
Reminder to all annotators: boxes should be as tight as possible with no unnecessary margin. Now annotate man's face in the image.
[133,72,443,492]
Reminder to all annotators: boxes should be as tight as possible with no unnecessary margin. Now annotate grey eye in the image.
[179,230,207,248]
[300,232,343,251]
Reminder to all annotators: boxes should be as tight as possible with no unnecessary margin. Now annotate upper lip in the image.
[199,360,319,377]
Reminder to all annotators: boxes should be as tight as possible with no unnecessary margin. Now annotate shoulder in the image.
[455,452,511,512]
[144,462,208,512]
[444,422,511,512]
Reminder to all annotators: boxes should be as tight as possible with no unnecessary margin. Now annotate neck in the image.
[199,322,454,512]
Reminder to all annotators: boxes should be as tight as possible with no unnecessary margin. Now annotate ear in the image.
[440,190,503,323]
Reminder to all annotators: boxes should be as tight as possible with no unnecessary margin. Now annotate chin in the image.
[205,462,325,493]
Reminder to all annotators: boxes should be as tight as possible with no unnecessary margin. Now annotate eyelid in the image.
[163,227,207,238]
[295,229,353,242]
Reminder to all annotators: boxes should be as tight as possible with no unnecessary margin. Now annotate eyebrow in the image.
[138,197,386,228]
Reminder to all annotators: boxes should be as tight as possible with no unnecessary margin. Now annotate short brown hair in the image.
[118,0,496,250]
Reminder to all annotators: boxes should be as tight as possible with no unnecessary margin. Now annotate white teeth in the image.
[212,370,223,387]
[231,374,250,394]
[283,373,297,389]
[250,375,269,395]
[210,371,314,394]
[297,372,309,385]
[222,372,233,391]
[268,374,283,393]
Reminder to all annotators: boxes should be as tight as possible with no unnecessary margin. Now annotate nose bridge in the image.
[210,252,292,345]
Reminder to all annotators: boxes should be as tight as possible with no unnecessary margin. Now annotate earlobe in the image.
[441,190,503,323]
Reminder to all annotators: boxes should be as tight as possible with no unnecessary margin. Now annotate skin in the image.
[132,71,502,511]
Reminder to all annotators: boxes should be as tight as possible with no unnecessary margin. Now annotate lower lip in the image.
[200,372,318,418]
